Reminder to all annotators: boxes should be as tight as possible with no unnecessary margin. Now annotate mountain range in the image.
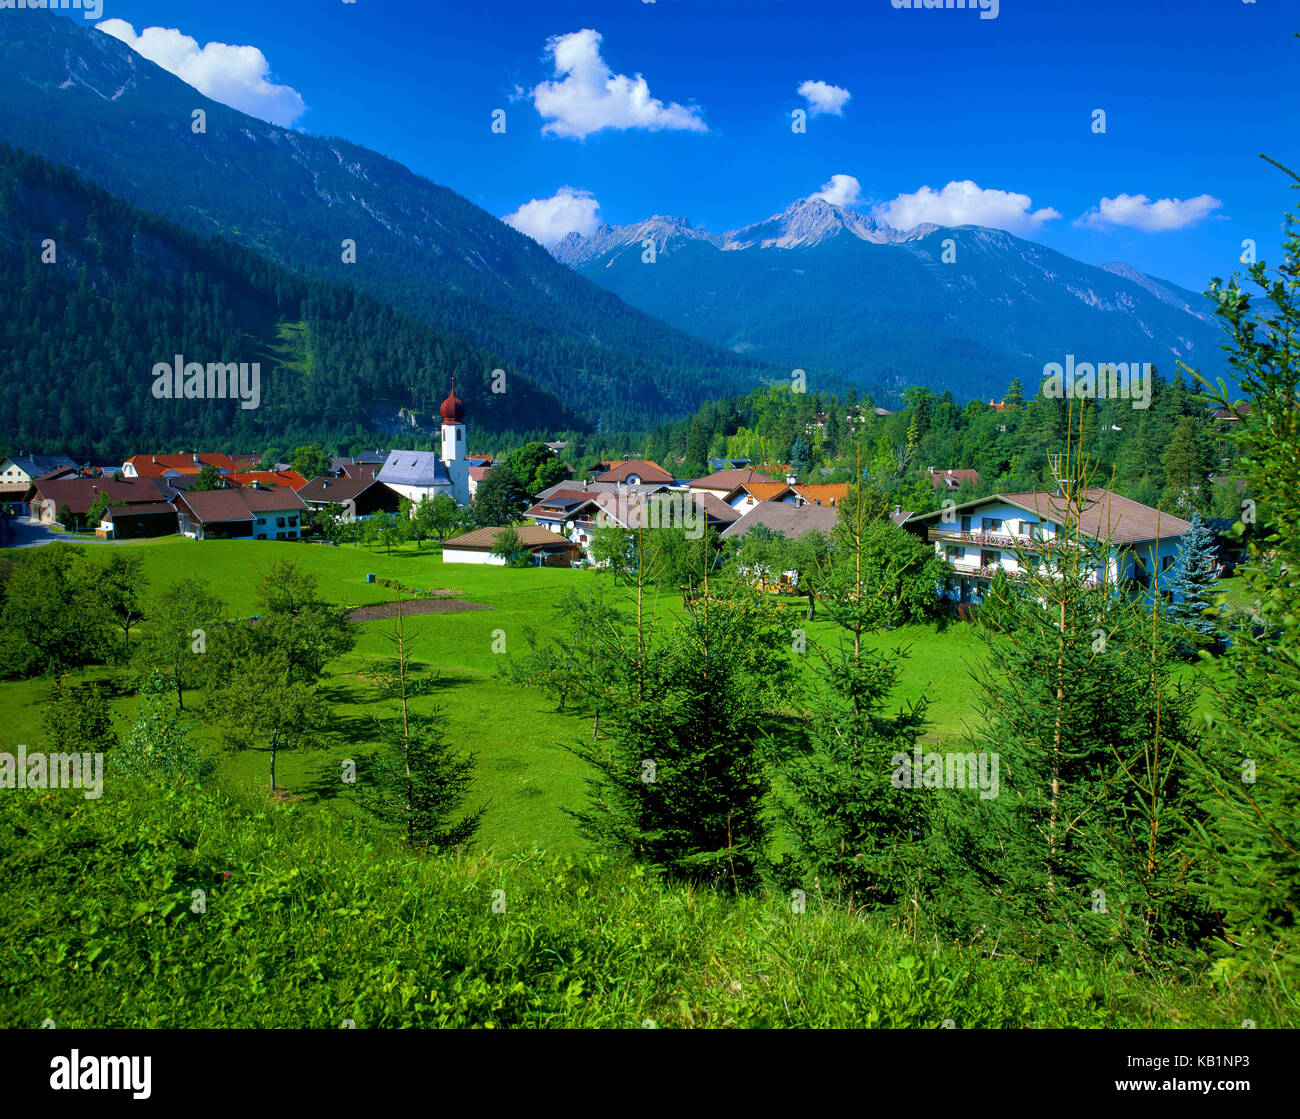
[554,197,1229,403]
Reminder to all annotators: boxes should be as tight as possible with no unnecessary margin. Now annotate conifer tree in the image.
[1164,507,1220,650]
[355,588,483,849]
[1188,164,1300,985]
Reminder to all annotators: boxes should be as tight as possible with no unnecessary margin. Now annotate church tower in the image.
[439,378,470,506]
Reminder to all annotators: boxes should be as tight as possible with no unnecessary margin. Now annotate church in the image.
[375,381,471,506]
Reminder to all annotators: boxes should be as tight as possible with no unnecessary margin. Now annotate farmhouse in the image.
[172,487,306,540]
[26,476,165,528]
[905,488,1192,605]
[0,453,79,487]
[442,525,580,567]
[172,490,255,539]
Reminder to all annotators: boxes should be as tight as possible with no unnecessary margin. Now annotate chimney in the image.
[151,456,157,464]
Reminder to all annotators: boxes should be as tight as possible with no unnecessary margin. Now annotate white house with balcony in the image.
[905,488,1192,605]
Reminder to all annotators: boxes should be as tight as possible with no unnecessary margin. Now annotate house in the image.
[524,487,738,559]
[591,458,675,485]
[904,488,1193,606]
[929,467,982,493]
[690,468,780,501]
[98,503,179,540]
[172,490,256,540]
[172,487,306,540]
[376,381,471,506]
[26,477,165,528]
[468,464,492,500]
[0,454,80,487]
[442,525,580,567]
[723,481,795,513]
[722,501,840,592]
[297,475,403,521]
[1211,402,1250,424]
[122,453,241,480]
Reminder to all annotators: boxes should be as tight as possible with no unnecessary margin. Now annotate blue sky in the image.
[73,0,1299,291]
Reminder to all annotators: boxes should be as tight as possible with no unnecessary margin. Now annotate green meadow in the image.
[0,536,1228,856]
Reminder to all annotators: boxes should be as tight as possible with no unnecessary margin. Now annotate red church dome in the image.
[439,380,465,424]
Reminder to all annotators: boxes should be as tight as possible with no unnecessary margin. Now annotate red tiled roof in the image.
[594,459,674,484]
[233,469,308,490]
[126,453,237,478]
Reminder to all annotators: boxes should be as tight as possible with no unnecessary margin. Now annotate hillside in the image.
[0,146,584,459]
[0,9,781,429]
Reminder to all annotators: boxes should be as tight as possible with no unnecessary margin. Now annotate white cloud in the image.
[96,19,306,127]
[504,187,602,246]
[811,174,862,207]
[797,80,851,117]
[531,29,707,140]
[1075,192,1223,232]
[874,180,1061,233]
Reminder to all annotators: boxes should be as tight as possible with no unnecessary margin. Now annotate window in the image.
[981,518,1003,533]
[456,428,462,441]
[945,545,966,561]
[980,550,999,568]
[961,515,971,533]
[257,533,266,540]
[1161,555,1175,572]
[1027,521,1043,540]
[276,517,286,528]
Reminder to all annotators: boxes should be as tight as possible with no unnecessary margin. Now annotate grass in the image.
[4,773,1284,1028]
[0,535,1229,855]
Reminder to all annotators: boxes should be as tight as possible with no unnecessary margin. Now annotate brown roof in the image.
[298,476,379,504]
[722,501,840,541]
[443,525,579,552]
[174,490,255,524]
[594,459,674,484]
[468,465,492,482]
[241,487,307,513]
[30,477,164,515]
[126,453,238,478]
[929,468,982,491]
[910,488,1192,545]
[341,462,380,480]
[691,468,780,491]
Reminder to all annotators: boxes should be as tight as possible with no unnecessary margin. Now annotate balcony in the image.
[928,527,1072,553]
